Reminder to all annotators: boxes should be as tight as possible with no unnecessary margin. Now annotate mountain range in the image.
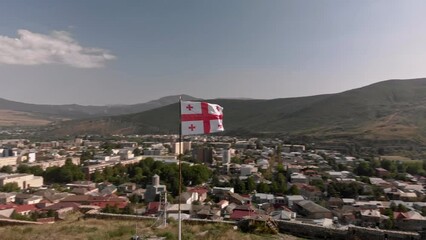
[3,78,426,144]
[0,94,198,126]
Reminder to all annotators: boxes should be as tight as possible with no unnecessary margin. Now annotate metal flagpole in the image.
[178,96,182,240]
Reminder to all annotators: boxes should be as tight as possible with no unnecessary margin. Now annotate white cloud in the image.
[0,29,115,68]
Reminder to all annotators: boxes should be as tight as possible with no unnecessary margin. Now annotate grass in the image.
[379,155,424,164]
[0,213,301,240]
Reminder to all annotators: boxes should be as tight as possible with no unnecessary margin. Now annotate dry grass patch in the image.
[0,109,52,126]
[0,214,302,240]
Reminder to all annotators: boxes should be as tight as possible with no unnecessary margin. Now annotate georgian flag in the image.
[181,101,224,135]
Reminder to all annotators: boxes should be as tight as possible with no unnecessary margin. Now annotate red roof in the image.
[145,202,161,215]
[0,203,16,210]
[14,204,38,213]
[230,210,257,220]
[394,212,408,220]
[92,201,128,209]
[188,187,208,195]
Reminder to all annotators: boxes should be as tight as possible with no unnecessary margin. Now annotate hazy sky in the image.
[1,0,426,105]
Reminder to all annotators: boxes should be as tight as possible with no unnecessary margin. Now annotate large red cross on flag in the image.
[181,101,224,135]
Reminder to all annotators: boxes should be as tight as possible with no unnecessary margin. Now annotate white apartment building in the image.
[0,156,19,168]
[0,173,43,189]
[173,141,192,154]
[222,149,231,164]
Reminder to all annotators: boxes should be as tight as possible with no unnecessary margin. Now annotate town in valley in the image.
[0,133,425,239]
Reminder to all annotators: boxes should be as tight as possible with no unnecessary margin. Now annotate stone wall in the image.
[348,226,421,240]
[275,220,421,240]
[276,220,347,240]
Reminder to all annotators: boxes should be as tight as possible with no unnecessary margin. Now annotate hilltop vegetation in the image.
[49,78,426,145]
[4,78,426,151]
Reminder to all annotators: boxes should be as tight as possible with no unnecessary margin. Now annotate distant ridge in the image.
[0,94,200,122]
[5,78,426,145]
[49,78,426,144]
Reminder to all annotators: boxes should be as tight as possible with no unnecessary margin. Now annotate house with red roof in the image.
[230,204,258,220]
[14,204,38,216]
[393,211,426,231]
[188,187,208,202]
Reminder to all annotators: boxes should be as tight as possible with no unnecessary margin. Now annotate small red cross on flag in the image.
[181,101,224,135]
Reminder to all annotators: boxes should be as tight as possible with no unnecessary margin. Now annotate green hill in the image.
[50,78,426,144]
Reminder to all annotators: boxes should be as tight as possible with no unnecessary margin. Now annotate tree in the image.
[17,164,31,174]
[396,163,407,174]
[337,164,348,171]
[211,174,220,187]
[43,160,85,183]
[129,194,141,204]
[231,156,242,164]
[29,166,44,176]
[383,208,395,229]
[287,185,300,195]
[246,177,256,193]
[0,165,13,174]
[354,162,374,176]
[274,173,287,194]
[80,150,94,164]
[327,182,362,198]
[122,205,133,214]
[1,182,20,192]
[396,204,409,213]
[132,148,142,156]
[257,182,270,193]
[183,164,212,186]
[370,185,385,200]
[102,204,120,214]
[92,170,104,183]
[11,211,32,221]
[381,160,396,173]
[131,167,143,183]
[276,163,285,175]
[233,178,246,194]
[310,179,325,192]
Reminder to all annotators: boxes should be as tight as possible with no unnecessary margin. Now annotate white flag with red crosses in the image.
[181,101,224,135]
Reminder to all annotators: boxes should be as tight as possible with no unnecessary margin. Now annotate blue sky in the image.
[1,0,426,105]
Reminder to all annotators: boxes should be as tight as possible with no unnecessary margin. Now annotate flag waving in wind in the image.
[181,101,224,135]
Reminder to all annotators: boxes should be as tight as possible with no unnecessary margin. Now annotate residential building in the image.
[240,164,257,176]
[188,187,208,202]
[0,192,16,204]
[394,211,426,231]
[285,195,305,208]
[0,173,43,189]
[178,191,198,204]
[173,141,192,155]
[0,156,18,168]
[294,200,333,219]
